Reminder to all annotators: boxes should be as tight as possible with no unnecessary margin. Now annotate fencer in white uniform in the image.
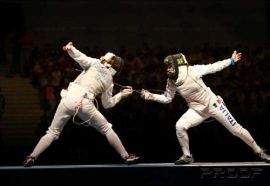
[141,51,270,164]
[23,42,139,167]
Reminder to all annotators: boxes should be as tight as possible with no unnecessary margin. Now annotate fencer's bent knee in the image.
[176,118,189,131]
[176,120,188,138]
[45,131,59,141]
[175,121,188,139]
[46,128,61,140]
[176,123,186,133]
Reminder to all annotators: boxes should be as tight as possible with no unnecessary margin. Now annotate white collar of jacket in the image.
[174,65,188,86]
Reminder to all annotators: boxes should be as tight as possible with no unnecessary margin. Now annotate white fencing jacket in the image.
[66,46,122,109]
[145,58,232,114]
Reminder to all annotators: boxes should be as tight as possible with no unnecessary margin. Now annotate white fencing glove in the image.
[121,86,133,98]
[140,89,153,100]
[63,42,73,51]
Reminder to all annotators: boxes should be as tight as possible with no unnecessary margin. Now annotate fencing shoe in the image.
[256,149,270,163]
[175,155,194,165]
[125,154,139,165]
[23,156,35,167]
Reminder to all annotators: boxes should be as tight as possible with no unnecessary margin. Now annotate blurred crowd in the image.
[21,42,270,123]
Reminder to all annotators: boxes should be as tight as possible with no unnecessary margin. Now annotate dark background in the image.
[0,0,269,166]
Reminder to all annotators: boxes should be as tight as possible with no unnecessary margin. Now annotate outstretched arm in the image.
[63,42,97,70]
[101,84,133,109]
[193,50,242,77]
[141,80,176,104]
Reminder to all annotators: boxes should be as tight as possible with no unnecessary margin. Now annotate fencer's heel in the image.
[255,149,270,163]
[23,156,35,167]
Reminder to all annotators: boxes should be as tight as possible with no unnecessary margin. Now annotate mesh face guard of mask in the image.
[110,56,124,77]
[103,52,124,77]
[164,53,188,80]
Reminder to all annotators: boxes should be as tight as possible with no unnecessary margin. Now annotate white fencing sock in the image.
[176,126,191,156]
[30,133,56,159]
[105,129,129,159]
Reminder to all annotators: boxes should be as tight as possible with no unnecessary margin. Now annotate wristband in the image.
[230,58,235,65]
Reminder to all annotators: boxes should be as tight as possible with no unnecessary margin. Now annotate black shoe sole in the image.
[174,160,194,165]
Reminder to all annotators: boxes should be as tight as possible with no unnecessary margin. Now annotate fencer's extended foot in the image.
[125,154,139,165]
[256,149,270,163]
[23,156,35,167]
[175,155,194,165]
